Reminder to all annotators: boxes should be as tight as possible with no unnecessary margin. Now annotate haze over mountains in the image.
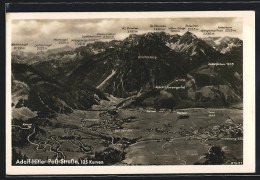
[12,31,243,119]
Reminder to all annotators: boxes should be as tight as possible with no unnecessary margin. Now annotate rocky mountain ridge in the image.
[12,31,243,112]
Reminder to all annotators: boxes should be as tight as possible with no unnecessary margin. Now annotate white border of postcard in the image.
[6,11,255,175]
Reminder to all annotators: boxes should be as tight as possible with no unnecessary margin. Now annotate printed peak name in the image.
[122,27,139,30]
[71,39,87,42]
[150,24,166,31]
[155,85,185,90]
[81,35,102,42]
[23,123,32,126]
[95,33,115,39]
[53,38,68,41]
[150,24,166,28]
[201,29,223,33]
[12,43,28,50]
[82,119,99,122]
[34,43,52,47]
[12,43,28,46]
[122,27,139,33]
[186,24,199,27]
[169,27,186,30]
[188,28,199,32]
[218,26,232,29]
[53,38,69,44]
[71,39,87,46]
[97,33,115,35]
[217,26,236,32]
[115,129,133,133]
[82,35,101,38]
[175,79,186,82]
[177,112,187,115]
[138,56,157,59]
[221,137,243,141]
[208,62,234,66]
[34,43,52,51]
[169,27,186,32]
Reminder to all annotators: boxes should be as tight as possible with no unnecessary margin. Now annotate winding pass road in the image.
[13,124,66,160]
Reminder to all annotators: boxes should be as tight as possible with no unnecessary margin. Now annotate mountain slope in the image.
[12,63,106,118]
[12,31,243,110]
[68,32,192,97]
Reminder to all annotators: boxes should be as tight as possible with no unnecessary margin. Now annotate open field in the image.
[13,106,243,165]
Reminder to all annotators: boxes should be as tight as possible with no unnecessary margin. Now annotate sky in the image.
[11,17,242,52]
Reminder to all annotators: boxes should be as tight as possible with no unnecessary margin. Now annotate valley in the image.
[12,96,243,165]
[11,30,243,166]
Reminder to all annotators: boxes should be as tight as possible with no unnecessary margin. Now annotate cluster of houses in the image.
[145,121,243,141]
[182,123,243,140]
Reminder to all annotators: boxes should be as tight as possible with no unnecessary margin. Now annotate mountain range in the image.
[12,31,243,117]
[203,36,243,54]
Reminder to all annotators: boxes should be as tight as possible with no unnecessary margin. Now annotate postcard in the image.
[6,11,255,175]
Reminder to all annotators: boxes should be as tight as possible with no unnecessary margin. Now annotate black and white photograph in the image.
[6,11,255,174]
